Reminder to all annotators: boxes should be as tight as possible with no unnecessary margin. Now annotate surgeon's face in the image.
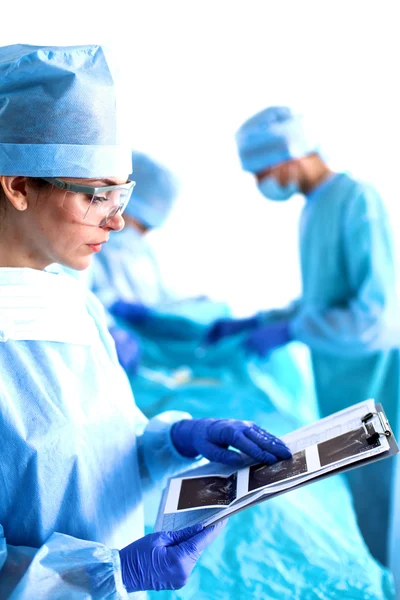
[0,176,127,271]
[255,160,297,186]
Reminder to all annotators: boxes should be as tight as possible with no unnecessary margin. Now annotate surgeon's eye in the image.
[91,195,108,205]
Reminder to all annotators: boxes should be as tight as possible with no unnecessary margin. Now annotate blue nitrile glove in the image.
[205,315,262,345]
[109,326,141,373]
[110,300,152,324]
[119,522,225,592]
[171,418,292,467]
[243,321,292,358]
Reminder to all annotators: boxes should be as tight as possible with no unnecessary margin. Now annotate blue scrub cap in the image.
[0,44,131,177]
[124,151,178,229]
[236,106,319,173]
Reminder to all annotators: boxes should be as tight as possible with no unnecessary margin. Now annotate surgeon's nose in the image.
[105,210,125,232]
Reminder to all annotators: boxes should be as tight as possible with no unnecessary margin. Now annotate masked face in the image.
[257,175,299,202]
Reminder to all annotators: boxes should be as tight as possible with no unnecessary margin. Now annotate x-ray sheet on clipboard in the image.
[155,399,398,532]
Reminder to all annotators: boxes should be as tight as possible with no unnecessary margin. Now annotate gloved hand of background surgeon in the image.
[243,321,292,358]
[110,300,152,324]
[205,315,262,345]
[171,418,292,467]
[109,326,141,373]
[120,522,226,592]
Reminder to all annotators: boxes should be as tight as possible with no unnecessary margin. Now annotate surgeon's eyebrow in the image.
[86,178,129,186]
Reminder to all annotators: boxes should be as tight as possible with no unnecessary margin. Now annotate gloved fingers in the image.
[252,346,270,358]
[244,426,292,459]
[204,322,225,345]
[110,300,133,319]
[110,300,150,323]
[205,319,242,345]
[180,520,227,555]
[227,432,279,465]
[207,419,244,446]
[165,524,205,546]
[246,424,291,451]
[199,440,246,467]
[250,424,289,449]
[241,335,257,351]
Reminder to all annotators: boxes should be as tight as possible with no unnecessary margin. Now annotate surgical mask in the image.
[257,176,299,202]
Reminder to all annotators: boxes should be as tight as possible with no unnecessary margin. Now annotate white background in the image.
[3,0,399,315]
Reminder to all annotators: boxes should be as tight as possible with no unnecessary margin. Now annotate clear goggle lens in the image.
[40,178,136,226]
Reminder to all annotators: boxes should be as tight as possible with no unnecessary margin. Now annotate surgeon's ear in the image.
[0,176,30,211]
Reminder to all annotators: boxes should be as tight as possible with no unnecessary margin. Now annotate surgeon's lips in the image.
[87,239,108,253]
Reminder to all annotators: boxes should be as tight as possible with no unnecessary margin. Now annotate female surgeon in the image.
[0,45,291,598]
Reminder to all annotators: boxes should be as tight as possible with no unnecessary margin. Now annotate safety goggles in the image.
[40,177,136,226]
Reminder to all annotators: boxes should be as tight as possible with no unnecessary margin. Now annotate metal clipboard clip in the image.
[361,411,392,445]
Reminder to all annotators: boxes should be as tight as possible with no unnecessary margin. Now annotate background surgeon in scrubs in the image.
[206,105,400,569]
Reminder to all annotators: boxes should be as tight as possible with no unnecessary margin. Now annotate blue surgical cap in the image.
[236,106,319,174]
[0,44,131,177]
[124,151,178,229]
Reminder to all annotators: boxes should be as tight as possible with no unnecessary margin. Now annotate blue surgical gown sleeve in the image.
[85,290,196,491]
[290,185,400,356]
[258,301,301,325]
[136,410,196,492]
[0,411,191,600]
[0,407,194,600]
[0,525,128,599]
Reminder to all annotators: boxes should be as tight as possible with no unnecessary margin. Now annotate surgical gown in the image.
[0,267,193,599]
[283,173,400,566]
